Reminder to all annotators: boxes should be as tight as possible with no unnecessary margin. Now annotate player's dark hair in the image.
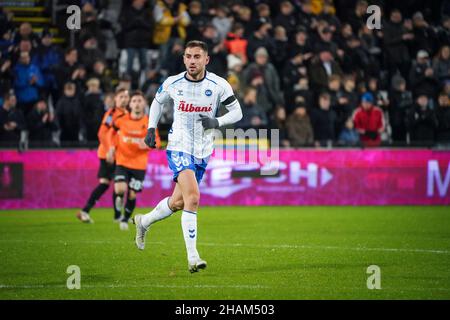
[185,40,209,54]
[130,90,145,99]
[114,87,128,96]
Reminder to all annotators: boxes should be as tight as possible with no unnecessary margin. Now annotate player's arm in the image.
[145,82,170,148]
[199,80,243,129]
[97,111,113,149]
[105,120,120,163]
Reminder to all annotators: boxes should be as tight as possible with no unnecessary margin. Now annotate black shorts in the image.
[97,159,116,180]
[114,165,146,192]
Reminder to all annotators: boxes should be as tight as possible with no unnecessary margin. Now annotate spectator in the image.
[0,51,13,98]
[274,1,298,38]
[409,94,438,144]
[212,6,232,41]
[308,46,343,93]
[32,29,62,101]
[201,24,227,78]
[82,78,104,141]
[79,35,104,73]
[409,50,440,100]
[246,20,274,63]
[367,77,389,111]
[242,47,284,114]
[26,99,58,143]
[383,9,414,78]
[340,75,359,117]
[269,106,290,148]
[272,26,289,78]
[411,11,437,57]
[236,86,268,130]
[13,22,39,49]
[436,15,450,47]
[55,82,83,142]
[186,0,210,42]
[338,117,360,146]
[119,0,154,79]
[288,27,314,61]
[224,23,248,65]
[433,45,450,85]
[235,6,253,38]
[346,0,368,34]
[54,48,79,96]
[286,103,314,147]
[253,3,272,29]
[389,74,414,142]
[89,59,112,93]
[142,69,165,100]
[0,91,26,144]
[163,38,185,75]
[153,0,190,71]
[353,92,385,147]
[13,51,44,115]
[310,92,336,147]
[436,92,450,142]
[226,54,244,96]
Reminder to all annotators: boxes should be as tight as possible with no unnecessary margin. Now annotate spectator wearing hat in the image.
[411,11,437,57]
[26,98,58,143]
[353,92,385,147]
[436,91,450,142]
[409,49,440,100]
[286,103,314,147]
[310,92,336,147]
[13,51,44,115]
[308,45,343,93]
[242,47,284,114]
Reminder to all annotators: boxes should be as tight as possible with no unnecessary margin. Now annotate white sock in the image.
[141,197,174,229]
[181,210,200,261]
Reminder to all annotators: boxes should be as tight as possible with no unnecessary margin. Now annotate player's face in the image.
[129,95,146,115]
[184,47,209,78]
[115,91,130,109]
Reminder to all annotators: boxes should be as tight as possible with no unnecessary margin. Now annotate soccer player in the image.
[106,91,160,231]
[133,40,243,273]
[76,88,129,223]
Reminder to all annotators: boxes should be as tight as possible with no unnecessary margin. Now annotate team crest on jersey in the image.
[205,89,212,97]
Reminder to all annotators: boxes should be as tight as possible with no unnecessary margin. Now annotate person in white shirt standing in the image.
[133,40,243,273]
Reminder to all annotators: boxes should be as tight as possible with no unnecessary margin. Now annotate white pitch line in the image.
[0,239,449,255]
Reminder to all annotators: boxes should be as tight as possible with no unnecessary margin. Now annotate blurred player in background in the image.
[106,91,160,230]
[76,88,130,223]
[133,40,242,273]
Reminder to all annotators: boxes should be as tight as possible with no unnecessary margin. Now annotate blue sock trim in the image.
[183,209,197,215]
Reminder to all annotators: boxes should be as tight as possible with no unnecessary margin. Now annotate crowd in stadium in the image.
[0,0,449,149]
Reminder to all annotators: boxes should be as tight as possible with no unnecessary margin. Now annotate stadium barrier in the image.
[0,149,449,209]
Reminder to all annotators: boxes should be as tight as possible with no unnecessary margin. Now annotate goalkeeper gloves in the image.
[198,115,219,130]
[144,128,157,148]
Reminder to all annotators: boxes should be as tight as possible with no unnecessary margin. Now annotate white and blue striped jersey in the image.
[148,71,242,159]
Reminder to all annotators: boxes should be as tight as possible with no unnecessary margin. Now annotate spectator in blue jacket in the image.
[32,29,62,101]
[13,51,44,115]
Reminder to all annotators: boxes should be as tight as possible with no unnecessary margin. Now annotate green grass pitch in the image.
[0,206,449,299]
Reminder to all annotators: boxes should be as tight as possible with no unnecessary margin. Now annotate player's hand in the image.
[198,115,219,130]
[144,128,156,148]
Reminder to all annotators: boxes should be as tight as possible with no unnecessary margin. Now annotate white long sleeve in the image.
[148,98,164,129]
[216,99,243,127]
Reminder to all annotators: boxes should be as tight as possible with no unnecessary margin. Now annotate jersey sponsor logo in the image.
[205,89,212,96]
[178,100,212,113]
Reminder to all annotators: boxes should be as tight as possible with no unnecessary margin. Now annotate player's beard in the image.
[187,66,205,79]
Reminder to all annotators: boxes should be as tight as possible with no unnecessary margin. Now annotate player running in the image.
[106,91,160,231]
[133,40,243,273]
[76,88,129,223]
